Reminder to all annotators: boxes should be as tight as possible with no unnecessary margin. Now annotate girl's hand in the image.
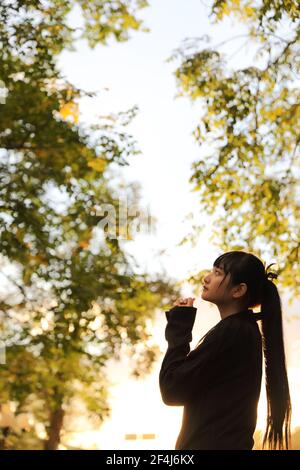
[173,297,195,307]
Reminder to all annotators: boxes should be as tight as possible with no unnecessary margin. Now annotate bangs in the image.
[213,251,249,281]
[213,252,237,276]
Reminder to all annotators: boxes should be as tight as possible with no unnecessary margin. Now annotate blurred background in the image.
[0,0,299,449]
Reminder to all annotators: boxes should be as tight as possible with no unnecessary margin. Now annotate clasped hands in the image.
[173,297,195,307]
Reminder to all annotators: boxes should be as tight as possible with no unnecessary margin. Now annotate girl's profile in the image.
[159,250,292,450]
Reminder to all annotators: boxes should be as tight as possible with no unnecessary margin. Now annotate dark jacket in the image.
[159,306,263,450]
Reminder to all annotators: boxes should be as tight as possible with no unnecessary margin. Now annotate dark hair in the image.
[212,250,292,450]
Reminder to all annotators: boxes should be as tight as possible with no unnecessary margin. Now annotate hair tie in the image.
[265,262,278,281]
[266,271,278,281]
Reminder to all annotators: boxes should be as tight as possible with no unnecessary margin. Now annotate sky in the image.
[53,0,300,449]
[56,0,255,280]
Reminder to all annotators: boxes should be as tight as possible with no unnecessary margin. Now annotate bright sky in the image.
[55,0,300,449]
[56,0,255,279]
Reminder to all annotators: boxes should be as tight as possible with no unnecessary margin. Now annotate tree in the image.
[0,0,180,449]
[168,0,300,298]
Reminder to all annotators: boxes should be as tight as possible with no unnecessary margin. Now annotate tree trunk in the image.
[44,407,65,450]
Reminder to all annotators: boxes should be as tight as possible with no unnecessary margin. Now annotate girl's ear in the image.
[232,283,248,299]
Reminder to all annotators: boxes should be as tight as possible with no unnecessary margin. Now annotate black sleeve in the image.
[159,306,243,406]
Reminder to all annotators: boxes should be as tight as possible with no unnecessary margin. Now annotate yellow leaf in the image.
[87,158,107,172]
[78,240,90,249]
[59,101,79,123]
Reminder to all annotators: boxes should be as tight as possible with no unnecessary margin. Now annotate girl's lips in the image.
[202,286,208,291]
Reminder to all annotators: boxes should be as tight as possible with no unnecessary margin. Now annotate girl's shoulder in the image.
[201,314,259,348]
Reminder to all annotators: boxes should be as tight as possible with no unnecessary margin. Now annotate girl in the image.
[159,250,292,450]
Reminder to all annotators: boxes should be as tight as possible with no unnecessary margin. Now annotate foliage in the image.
[0,0,179,449]
[168,0,300,298]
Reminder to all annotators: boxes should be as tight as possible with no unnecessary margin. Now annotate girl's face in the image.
[201,265,230,304]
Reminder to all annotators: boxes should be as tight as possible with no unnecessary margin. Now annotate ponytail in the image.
[260,276,292,450]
